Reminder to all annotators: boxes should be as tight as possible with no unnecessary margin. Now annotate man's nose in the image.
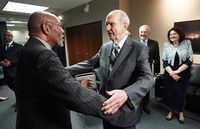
[106,24,111,31]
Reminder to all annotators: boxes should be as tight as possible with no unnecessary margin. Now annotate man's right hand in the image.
[80,79,94,88]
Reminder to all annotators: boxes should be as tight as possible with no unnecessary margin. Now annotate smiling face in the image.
[105,11,129,43]
[139,25,150,40]
[169,30,180,44]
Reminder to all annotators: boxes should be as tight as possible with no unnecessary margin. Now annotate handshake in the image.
[75,72,97,89]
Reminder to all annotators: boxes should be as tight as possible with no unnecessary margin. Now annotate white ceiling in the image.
[0,0,93,29]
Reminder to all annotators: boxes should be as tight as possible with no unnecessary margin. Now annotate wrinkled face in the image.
[139,26,149,40]
[105,14,126,43]
[169,30,180,43]
[47,18,65,47]
[5,32,13,43]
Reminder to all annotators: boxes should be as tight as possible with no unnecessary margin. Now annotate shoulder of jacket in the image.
[13,42,23,47]
[182,39,191,44]
[148,39,159,44]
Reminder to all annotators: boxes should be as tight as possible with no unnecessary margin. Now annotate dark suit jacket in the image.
[0,42,23,78]
[15,37,135,129]
[66,37,154,127]
[147,39,160,74]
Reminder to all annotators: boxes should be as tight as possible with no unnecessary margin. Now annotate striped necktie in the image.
[109,45,119,72]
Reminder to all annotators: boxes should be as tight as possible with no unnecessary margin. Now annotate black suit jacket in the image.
[147,39,160,74]
[15,37,135,129]
[0,42,23,78]
[66,37,154,127]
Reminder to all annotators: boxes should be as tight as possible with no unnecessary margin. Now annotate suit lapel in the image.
[147,39,152,49]
[105,43,113,76]
[109,38,132,77]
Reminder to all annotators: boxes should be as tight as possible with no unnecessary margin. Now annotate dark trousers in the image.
[103,120,135,129]
[5,76,16,91]
[142,92,150,107]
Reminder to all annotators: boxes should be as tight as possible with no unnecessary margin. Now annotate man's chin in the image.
[109,36,115,41]
[58,42,64,47]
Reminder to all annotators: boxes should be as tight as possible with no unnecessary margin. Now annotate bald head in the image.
[5,30,14,43]
[27,11,64,47]
[139,25,151,40]
[139,25,150,33]
[28,11,59,36]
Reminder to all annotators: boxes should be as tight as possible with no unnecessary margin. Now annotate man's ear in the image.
[41,23,50,35]
[124,23,128,30]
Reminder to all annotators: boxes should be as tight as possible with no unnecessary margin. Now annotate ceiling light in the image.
[8,21,27,24]
[3,1,49,14]
[7,24,15,27]
[58,16,63,21]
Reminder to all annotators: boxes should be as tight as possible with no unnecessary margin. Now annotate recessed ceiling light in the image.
[58,16,63,20]
[3,1,49,14]
[7,24,15,27]
[8,21,27,24]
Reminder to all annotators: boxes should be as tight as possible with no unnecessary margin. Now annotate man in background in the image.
[0,31,23,104]
[139,25,160,114]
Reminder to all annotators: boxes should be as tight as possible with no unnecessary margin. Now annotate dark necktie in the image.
[109,45,119,72]
[6,44,10,50]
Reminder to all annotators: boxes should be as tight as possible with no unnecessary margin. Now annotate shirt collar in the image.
[114,35,128,52]
[7,41,13,46]
[34,36,51,50]
[140,39,148,43]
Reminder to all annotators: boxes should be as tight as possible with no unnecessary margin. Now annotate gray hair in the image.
[139,25,151,33]
[106,10,130,27]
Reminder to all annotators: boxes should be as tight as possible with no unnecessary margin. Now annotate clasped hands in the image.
[0,59,11,68]
[81,79,128,115]
[169,70,181,81]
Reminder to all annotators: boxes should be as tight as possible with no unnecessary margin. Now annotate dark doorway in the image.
[66,21,102,65]
[0,21,7,46]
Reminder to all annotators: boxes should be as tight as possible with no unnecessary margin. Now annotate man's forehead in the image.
[5,32,13,36]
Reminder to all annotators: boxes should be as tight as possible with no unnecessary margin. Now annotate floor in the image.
[1,85,200,129]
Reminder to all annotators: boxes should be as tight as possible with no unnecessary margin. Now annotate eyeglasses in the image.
[46,21,62,28]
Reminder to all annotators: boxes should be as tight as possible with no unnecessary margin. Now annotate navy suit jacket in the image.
[147,39,160,74]
[0,42,23,78]
[66,37,154,127]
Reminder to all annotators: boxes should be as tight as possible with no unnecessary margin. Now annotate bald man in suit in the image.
[0,31,23,92]
[139,25,160,114]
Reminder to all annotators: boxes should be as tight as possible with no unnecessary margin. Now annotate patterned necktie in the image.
[109,44,119,72]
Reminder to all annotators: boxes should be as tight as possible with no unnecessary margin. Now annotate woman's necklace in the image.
[174,42,179,47]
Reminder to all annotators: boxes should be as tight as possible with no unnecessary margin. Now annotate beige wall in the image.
[130,0,200,55]
[63,0,119,43]
[12,30,28,45]
[63,0,200,66]
[119,0,131,16]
